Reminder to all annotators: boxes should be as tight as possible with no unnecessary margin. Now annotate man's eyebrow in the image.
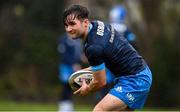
[64,22,68,26]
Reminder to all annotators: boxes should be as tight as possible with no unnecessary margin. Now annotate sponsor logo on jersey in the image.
[126,93,135,102]
[96,21,105,36]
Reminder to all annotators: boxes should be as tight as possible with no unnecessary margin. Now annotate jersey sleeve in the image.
[85,45,104,67]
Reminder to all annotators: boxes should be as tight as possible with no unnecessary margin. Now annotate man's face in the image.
[64,14,87,39]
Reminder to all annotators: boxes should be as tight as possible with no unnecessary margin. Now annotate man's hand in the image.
[73,68,106,96]
[73,78,90,96]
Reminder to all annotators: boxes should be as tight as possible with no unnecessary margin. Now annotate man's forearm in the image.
[88,78,106,93]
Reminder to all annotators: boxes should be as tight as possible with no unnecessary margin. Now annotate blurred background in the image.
[0,0,179,111]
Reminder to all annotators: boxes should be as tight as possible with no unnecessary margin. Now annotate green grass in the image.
[0,101,179,111]
[0,101,93,111]
[0,101,56,111]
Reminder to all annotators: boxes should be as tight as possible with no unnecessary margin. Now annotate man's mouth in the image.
[68,31,75,35]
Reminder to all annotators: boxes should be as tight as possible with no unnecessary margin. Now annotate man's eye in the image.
[64,23,68,27]
[69,22,76,25]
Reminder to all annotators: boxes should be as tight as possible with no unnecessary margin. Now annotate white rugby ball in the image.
[68,70,93,91]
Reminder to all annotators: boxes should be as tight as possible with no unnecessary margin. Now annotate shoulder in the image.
[91,20,106,37]
[88,20,110,42]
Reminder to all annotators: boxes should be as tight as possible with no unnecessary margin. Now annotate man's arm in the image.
[74,45,106,96]
[88,69,106,92]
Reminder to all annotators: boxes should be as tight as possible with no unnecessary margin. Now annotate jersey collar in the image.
[84,23,93,47]
[88,23,93,34]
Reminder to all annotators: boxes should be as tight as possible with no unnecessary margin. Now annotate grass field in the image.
[0,101,93,111]
[1,101,179,111]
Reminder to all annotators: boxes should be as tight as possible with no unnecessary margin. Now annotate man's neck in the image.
[82,22,92,41]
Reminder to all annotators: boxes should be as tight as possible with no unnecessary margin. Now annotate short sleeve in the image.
[85,45,104,66]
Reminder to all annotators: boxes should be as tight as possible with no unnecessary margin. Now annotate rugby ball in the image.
[68,70,93,91]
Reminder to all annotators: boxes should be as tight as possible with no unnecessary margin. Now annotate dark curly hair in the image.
[62,5,89,25]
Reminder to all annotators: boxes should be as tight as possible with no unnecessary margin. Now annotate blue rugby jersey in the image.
[84,20,146,76]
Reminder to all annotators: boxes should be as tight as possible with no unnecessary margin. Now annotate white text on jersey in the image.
[109,25,115,43]
[97,21,105,36]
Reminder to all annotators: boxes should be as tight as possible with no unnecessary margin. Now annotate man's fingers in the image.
[73,78,87,95]
[73,88,81,94]
[82,78,86,85]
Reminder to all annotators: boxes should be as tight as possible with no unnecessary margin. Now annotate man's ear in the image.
[83,19,89,27]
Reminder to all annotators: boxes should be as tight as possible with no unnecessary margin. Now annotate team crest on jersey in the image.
[96,21,105,36]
